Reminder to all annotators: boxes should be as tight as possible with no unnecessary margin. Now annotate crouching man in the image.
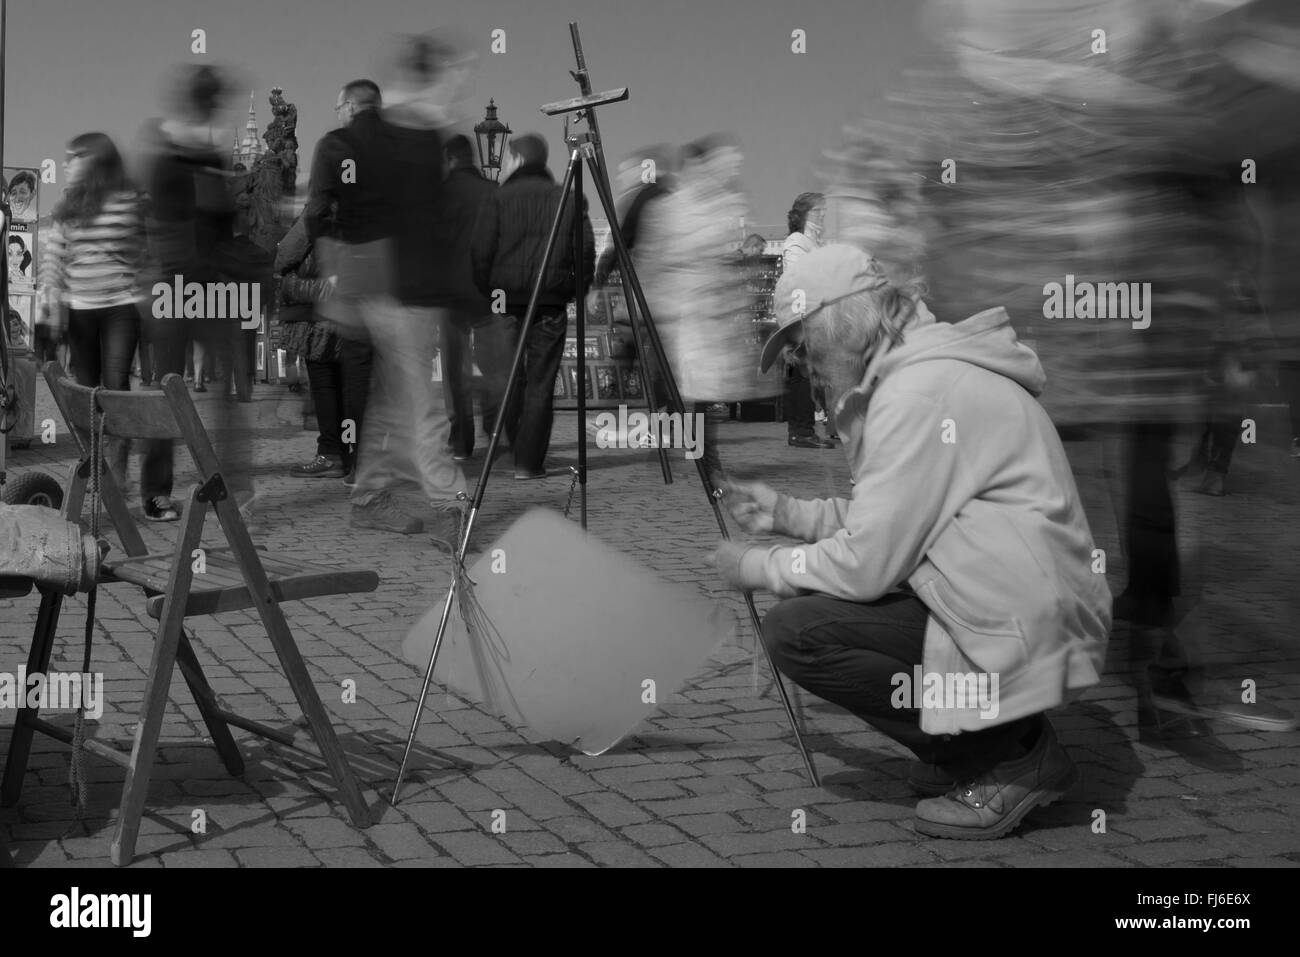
[710,245,1110,839]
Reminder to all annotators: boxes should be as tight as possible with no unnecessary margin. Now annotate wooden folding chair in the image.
[1,367,378,865]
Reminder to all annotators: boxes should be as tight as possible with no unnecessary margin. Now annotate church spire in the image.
[232,90,266,170]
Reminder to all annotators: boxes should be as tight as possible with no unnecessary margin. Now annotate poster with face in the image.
[4,167,39,223]
[7,221,36,292]
[8,294,34,349]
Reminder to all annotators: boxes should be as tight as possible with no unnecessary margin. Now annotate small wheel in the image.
[1,470,65,510]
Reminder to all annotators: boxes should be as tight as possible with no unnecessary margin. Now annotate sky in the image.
[3,0,943,230]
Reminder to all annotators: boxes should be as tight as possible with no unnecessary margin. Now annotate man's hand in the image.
[708,541,759,592]
[719,477,780,534]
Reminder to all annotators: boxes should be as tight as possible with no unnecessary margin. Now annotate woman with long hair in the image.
[37,131,169,515]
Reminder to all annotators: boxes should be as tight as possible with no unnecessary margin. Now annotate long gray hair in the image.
[807,267,927,381]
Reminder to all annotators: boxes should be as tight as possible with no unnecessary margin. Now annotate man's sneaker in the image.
[908,762,957,797]
[1150,669,1297,732]
[343,470,357,488]
[514,468,548,481]
[143,495,180,522]
[290,454,346,478]
[913,719,1078,840]
[1290,437,1300,458]
[428,499,466,551]
[350,495,424,534]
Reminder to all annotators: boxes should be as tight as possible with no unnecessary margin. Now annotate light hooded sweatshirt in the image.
[739,305,1111,734]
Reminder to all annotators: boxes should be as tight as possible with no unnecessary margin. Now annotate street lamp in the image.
[473,99,511,182]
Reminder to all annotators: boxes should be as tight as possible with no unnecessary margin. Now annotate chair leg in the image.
[110,615,187,866]
[214,496,371,827]
[111,492,205,867]
[1,587,64,807]
[255,602,371,827]
[174,632,245,776]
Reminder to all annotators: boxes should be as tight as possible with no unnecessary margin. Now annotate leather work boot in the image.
[913,719,1078,839]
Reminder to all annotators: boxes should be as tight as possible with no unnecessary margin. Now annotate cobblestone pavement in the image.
[2,379,1298,868]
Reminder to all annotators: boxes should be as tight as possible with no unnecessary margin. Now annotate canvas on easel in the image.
[402,508,735,755]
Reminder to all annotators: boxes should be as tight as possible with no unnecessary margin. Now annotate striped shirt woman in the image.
[40,132,178,521]
[40,188,149,310]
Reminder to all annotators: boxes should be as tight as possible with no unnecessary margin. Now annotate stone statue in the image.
[231,87,299,254]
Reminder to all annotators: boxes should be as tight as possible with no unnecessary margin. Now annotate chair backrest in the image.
[43,364,227,475]
[42,363,238,558]
[43,363,187,444]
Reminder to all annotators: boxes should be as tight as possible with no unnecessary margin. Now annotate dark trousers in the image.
[784,364,816,438]
[1123,421,1180,624]
[306,356,352,466]
[764,593,1039,780]
[66,304,147,484]
[334,336,374,470]
[441,311,510,456]
[141,318,256,500]
[497,306,567,473]
[67,304,138,392]
[471,313,521,443]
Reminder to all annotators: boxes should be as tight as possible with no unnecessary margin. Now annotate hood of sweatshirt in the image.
[836,305,1045,424]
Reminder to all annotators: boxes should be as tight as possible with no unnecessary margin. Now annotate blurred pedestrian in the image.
[635,135,774,476]
[136,64,245,522]
[38,131,149,490]
[590,144,678,414]
[782,191,837,449]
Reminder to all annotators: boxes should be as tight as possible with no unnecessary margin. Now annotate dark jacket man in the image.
[467,133,594,478]
[443,164,496,314]
[470,150,595,313]
[440,155,500,456]
[303,107,398,247]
